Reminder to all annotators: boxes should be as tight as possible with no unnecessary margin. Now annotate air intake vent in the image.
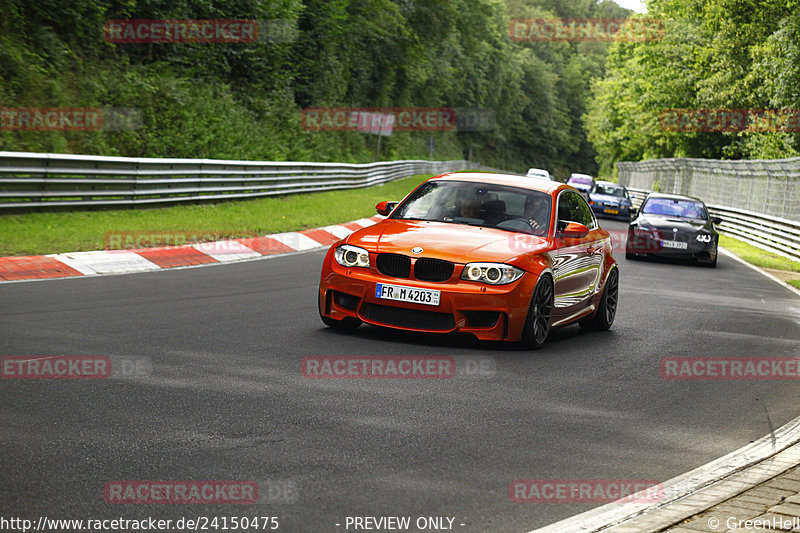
[465,311,500,328]
[361,303,455,331]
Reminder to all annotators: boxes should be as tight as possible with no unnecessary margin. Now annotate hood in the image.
[638,214,710,232]
[345,219,550,263]
[591,193,631,205]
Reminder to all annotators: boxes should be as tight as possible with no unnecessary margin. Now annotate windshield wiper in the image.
[451,220,485,227]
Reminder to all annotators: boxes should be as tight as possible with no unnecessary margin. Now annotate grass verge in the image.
[0,175,431,256]
[719,234,800,289]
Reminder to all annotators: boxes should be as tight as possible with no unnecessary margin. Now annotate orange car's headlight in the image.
[334,244,370,268]
[461,263,524,285]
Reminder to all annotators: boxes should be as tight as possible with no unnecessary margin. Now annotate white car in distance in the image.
[525,168,554,180]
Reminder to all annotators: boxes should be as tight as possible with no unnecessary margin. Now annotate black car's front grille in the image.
[360,303,455,331]
[413,258,454,282]
[659,231,688,243]
[376,253,411,278]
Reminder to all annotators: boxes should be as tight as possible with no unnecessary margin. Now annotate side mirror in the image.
[630,207,638,218]
[711,216,722,225]
[559,221,590,238]
[375,201,398,216]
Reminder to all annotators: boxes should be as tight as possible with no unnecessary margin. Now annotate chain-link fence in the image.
[617,157,800,222]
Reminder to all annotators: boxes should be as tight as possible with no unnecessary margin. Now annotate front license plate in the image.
[604,208,619,214]
[661,240,688,249]
[375,283,440,306]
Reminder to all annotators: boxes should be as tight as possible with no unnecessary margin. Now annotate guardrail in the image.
[0,152,503,212]
[626,187,649,207]
[626,186,800,263]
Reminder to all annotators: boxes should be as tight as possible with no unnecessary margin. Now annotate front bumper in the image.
[319,257,539,342]
[626,232,717,260]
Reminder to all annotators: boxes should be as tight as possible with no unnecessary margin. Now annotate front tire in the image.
[519,275,554,349]
[701,248,718,268]
[625,233,639,260]
[579,268,618,331]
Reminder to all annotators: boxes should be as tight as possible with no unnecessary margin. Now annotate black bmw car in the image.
[625,192,721,267]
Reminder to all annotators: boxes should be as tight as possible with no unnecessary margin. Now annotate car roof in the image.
[644,191,706,204]
[595,180,625,188]
[569,173,594,179]
[430,171,566,195]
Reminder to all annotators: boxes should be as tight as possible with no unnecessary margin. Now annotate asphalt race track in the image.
[1,220,799,532]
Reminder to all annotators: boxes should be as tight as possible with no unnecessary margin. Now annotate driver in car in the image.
[524,195,549,231]
[460,198,482,219]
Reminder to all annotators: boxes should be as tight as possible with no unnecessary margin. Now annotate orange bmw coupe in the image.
[318,172,619,348]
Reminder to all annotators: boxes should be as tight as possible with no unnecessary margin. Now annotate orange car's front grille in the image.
[376,253,455,282]
[414,258,454,282]
[376,253,411,278]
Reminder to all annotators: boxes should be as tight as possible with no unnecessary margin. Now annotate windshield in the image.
[568,176,593,185]
[391,180,552,235]
[594,184,628,198]
[642,198,708,219]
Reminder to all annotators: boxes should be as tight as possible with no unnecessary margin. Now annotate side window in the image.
[557,192,575,224]
[572,193,596,228]
[557,192,596,229]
